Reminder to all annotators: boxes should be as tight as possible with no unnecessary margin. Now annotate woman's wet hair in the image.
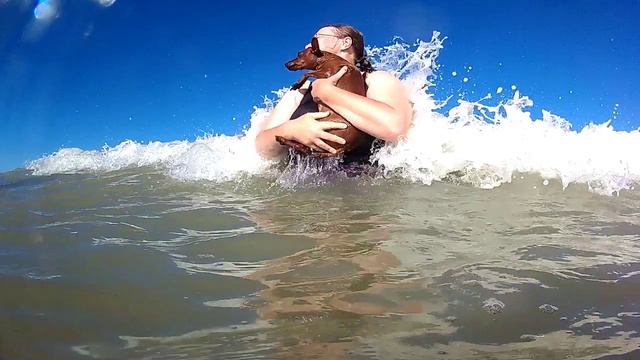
[324,23,375,73]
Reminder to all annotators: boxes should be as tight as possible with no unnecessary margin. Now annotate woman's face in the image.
[306,27,350,55]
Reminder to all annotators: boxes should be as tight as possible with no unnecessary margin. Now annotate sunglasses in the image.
[313,33,342,46]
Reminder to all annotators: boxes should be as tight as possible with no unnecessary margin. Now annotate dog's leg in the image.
[291,71,326,90]
[291,74,311,90]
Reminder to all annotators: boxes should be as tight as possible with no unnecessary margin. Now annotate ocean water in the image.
[2,33,640,359]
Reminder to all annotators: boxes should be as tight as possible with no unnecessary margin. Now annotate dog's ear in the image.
[311,37,323,57]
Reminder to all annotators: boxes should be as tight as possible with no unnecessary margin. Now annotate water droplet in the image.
[97,0,116,7]
[34,0,57,20]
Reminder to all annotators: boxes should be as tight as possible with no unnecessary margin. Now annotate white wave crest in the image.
[27,102,277,181]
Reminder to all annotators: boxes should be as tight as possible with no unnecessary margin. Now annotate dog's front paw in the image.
[312,148,344,158]
[275,136,313,155]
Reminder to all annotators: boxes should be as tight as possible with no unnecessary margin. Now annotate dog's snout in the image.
[285,59,298,70]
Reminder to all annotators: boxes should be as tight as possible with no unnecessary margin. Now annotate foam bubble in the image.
[482,298,505,314]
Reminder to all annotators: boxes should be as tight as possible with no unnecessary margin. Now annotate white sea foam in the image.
[27,32,640,195]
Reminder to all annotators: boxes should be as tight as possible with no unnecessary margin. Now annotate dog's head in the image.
[285,37,324,71]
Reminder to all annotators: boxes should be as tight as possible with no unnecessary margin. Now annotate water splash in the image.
[27,32,640,195]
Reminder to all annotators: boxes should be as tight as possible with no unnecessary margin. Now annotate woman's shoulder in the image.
[367,70,397,79]
[365,70,402,87]
[364,70,405,97]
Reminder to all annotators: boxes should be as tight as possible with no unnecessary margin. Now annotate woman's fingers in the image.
[313,139,337,154]
[308,111,331,119]
[308,144,323,152]
[319,132,346,145]
[320,121,348,131]
[318,121,347,143]
[292,112,346,153]
[328,66,348,83]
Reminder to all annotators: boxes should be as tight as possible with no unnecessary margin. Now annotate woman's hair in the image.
[324,24,375,73]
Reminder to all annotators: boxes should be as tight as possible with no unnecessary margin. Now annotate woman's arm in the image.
[311,69,413,142]
[254,87,304,159]
[254,82,348,159]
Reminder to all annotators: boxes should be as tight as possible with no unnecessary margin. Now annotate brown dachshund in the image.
[276,37,374,158]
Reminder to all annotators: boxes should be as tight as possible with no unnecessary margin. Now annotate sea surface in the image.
[1,167,640,359]
[2,33,640,359]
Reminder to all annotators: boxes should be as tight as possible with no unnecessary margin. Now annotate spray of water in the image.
[27,32,640,195]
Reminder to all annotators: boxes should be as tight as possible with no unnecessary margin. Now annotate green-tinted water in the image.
[1,168,639,359]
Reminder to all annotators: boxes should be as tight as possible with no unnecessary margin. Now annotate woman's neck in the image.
[336,50,356,65]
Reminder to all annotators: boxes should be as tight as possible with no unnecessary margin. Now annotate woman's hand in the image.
[311,66,348,102]
[282,111,347,154]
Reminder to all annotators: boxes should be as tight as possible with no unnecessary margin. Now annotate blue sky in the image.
[1,0,638,172]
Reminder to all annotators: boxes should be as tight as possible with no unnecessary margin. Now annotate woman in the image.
[255,24,413,162]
